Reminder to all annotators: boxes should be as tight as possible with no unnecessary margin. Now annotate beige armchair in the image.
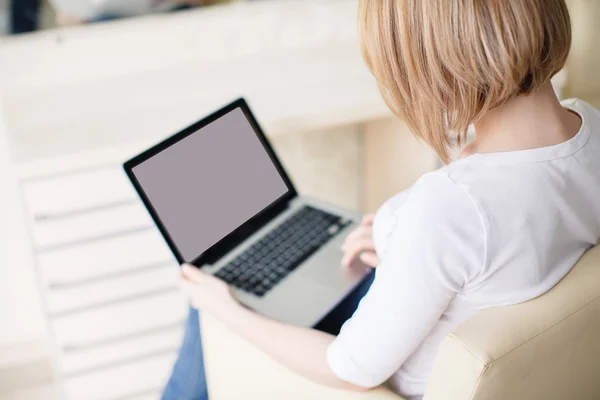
[201,246,600,399]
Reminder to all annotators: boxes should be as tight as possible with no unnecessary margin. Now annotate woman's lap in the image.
[162,270,376,399]
[313,270,376,335]
[161,308,208,400]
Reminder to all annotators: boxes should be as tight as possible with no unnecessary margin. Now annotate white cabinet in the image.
[19,164,188,400]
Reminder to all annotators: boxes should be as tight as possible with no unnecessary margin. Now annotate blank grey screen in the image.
[132,108,289,262]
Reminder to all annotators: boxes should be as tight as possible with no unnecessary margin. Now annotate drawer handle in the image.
[49,287,180,319]
[34,199,138,222]
[37,225,154,254]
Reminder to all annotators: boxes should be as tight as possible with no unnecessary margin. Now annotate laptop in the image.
[124,98,369,327]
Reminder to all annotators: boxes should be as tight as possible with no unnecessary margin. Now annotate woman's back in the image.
[395,98,599,396]
[449,99,600,304]
[328,99,600,399]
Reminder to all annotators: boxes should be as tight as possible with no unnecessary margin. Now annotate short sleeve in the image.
[327,172,486,388]
[372,189,411,256]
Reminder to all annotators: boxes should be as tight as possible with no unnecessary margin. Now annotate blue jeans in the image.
[162,308,208,400]
[162,271,376,400]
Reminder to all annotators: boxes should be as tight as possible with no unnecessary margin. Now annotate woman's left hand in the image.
[179,266,366,392]
[179,264,240,316]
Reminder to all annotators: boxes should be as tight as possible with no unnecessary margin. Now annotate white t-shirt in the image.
[327,99,600,399]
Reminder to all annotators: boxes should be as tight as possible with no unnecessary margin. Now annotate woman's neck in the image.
[463,82,582,157]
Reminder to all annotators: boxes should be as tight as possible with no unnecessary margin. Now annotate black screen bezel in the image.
[123,98,298,266]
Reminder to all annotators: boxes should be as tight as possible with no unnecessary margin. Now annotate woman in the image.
[174,1,600,399]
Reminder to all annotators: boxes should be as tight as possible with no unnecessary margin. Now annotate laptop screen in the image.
[131,107,290,262]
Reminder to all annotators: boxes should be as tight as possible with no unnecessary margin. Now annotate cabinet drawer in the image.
[51,291,187,349]
[60,325,182,375]
[38,230,173,286]
[22,167,135,218]
[47,265,179,315]
[32,203,152,250]
[64,352,176,400]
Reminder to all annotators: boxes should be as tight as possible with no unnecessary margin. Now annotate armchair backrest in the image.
[424,246,600,400]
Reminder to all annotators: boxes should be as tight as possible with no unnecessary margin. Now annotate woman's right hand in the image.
[341,214,379,268]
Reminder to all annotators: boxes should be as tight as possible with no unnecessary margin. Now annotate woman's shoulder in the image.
[562,98,600,117]
[386,170,487,281]
[401,170,484,226]
[411,168,474,197]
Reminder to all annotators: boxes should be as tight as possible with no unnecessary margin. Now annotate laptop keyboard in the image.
[214,206,352,297]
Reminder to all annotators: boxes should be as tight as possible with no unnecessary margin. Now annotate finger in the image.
[342,226,363,248]
[181,264,208,284]
[178,276,198,298]
[342,225,372,248]
[179,271,195,285]
[361,214,375,225]
[341,238,375,268]
[342,229,373,252]
[343,217,375,247]
[182,266,229,288]
[359,251,379,267]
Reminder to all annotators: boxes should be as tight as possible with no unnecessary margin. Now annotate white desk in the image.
[0,1,437,398]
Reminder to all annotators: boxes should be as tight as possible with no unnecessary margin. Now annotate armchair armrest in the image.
[200,314,403,399]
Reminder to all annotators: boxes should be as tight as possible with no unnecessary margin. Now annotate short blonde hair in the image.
[359,0,572,162]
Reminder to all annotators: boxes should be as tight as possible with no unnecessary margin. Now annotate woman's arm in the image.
[180,264,369,391]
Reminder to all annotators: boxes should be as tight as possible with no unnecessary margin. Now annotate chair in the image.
[200,246,600,399]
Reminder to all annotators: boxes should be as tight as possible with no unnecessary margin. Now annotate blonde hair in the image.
[359,0,572,162]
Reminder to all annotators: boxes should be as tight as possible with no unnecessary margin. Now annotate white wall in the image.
[567,0,600,106]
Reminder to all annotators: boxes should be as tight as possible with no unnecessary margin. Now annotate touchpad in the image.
[260,277,341,327]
